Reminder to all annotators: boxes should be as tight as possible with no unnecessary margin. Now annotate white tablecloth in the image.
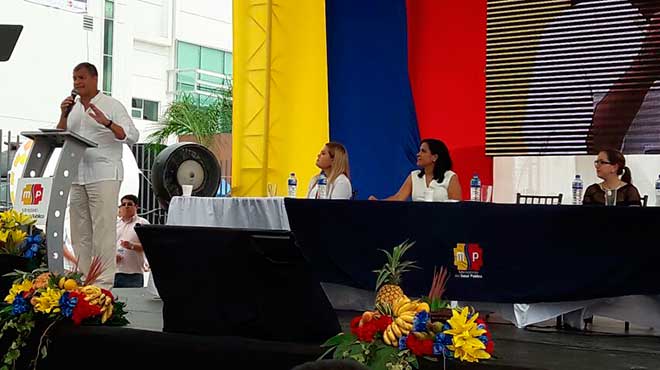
[166,196,290,230]
[463,296,660,329]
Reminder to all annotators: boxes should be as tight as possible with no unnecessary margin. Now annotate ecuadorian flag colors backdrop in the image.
[232,0,492,199]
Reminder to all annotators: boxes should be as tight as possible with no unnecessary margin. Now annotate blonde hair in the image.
[315,142,350,186]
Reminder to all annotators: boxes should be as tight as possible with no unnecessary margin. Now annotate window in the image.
[131,98,159,121]
[102,0,114,95]
[176,41,232,103]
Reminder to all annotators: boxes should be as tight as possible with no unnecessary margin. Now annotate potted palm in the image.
[148,85,233,170]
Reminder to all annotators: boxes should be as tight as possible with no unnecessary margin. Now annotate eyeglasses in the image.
[120,203,135,207]
[594,160,612,166]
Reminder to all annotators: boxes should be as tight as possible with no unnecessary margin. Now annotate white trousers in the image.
[70,180,121,289]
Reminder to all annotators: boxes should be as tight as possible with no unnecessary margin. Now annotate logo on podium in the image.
[21,184,44,205]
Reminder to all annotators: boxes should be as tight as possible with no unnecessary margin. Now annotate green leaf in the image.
[321,332,352,347]
[370,345,397,370]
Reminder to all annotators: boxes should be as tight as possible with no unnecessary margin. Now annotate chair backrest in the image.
[515,193,563,205]
[641,194,648,207]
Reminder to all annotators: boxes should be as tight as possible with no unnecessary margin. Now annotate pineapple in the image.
[374,240,419,307]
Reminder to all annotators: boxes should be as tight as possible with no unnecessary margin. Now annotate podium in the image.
[18,129,97,273]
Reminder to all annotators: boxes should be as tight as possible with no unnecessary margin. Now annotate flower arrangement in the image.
[0,265,129,369]
[0,210,46,261]
[321,241,493,369]
[321,297,494,370]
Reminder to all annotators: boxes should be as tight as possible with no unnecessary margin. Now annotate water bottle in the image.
[470,174,481,202]
[287,172,297,198]
[655,174,660,206]
[572,175,583,205]
[317,173,328,199]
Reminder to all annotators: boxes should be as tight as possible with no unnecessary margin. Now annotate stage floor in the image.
[114,288,660,370]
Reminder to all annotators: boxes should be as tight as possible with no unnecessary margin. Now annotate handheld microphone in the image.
[65,89,78,117]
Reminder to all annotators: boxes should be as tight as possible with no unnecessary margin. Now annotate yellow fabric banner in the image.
[232,0,329,197]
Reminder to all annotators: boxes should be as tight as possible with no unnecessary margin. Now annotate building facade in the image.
[0,0,232,141]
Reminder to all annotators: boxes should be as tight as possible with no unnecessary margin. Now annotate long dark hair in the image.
[417,138,453,183]
[601,149,632,184]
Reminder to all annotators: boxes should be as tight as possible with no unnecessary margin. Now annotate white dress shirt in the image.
[306,173,353,199]
[66,92,139,185]
[116,215,149,274]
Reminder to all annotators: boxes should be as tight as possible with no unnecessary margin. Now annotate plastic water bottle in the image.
[287,172,297,198]
[317,173,328,199]
[470,174,481,202]
[655,174,660,206]
[572,175,583,205]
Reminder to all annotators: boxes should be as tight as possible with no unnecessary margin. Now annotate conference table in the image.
[161,196,660,328]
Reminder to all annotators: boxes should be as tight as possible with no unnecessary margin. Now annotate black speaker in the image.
[135,224,341,344]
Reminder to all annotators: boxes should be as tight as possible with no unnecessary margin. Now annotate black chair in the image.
[641,194,649,207]
[515,193,563,205]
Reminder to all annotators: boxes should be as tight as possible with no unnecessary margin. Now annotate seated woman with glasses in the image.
[583,149,641,206]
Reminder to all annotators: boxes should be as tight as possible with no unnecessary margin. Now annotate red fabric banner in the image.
[406,0,491,199]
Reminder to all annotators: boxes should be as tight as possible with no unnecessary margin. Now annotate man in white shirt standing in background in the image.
[57,62,139,288]
[115,194,149,288]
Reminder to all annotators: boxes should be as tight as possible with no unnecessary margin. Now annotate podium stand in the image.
[19,129,97,273]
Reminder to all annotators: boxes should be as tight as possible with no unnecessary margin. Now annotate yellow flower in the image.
[12,210,35,226]
[444,307,491,363]
[3,279,33,304]
[32,287,62,314]
[9,229,27,244]
[0,229,9,243]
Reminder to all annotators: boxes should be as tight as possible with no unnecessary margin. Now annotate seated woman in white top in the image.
[306,142,353,199]
[368,138,461,201]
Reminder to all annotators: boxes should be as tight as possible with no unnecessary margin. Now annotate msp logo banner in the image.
[21,184,44,205]
[15,178,52,228]
[453,243,484,279]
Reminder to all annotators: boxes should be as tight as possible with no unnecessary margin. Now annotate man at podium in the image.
[56,62,139,288]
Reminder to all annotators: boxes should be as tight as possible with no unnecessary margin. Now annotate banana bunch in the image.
[382,297,431,346]
[79,286,114,323]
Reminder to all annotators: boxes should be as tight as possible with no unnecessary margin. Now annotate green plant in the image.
[148,83,232,148]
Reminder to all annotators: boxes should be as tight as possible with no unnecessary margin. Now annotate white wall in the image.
[494,156,660,206]
[176,0,232,51]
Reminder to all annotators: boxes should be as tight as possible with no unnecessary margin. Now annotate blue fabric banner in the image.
[325,0,420,199]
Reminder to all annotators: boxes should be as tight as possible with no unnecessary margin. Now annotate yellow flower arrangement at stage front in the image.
[444,307,491,363]
[1,270,128,369]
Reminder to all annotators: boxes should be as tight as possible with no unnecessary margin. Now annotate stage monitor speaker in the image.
[135,224,341,344]
[0,25,22,62]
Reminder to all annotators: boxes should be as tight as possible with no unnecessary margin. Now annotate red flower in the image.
[374,315,392,332]
[350,316,362,335]
[406,335,434,356]
[486,339,494,354]
[69,291,101,325]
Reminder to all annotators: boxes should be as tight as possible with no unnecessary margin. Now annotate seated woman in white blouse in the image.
[306,142,353,199]
[368,138,461,201]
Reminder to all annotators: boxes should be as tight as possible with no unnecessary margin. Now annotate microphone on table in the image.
[65,89,78,117]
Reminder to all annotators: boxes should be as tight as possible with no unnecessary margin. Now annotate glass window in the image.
[103,20,113,55]
[224,52,233,76]
[143,100,159,121]
[131,98,159,121]
[103,55,112,94]
[105,0,114,19]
